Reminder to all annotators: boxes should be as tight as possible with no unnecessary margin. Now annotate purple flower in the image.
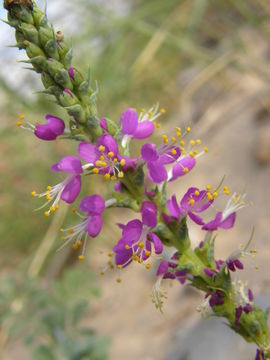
[34,114,65,141]
[166,187,213,225]
[156,252,187,284]
[204,268,217,277]
[119,108,155,140]
[202,193,246,231]
[226,258,244,272]
[208,291,225,307]
[235,306,243,327]
[141,142,181,183]
[60,195,105,258]
[113,201,163,267]
[33,156,83,216]
[78,134,136,179]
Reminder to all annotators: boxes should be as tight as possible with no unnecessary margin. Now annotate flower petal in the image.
[170,156,196,181]
[87,215,103,237]
[122,219,143,242]
[79,194,105,215]
[114,247,133,267]
[147,161,168,183]
[60,175,81,204]
[119,108,138,135]
[51,156,83,174]
[141,201,157,228]
[133,121,155,139]
[188,211,204,225]
[149,232,163,254]
[34,115,65,141]
[219,212,236,229]
[202,212,223,231]
[141,143,158,162]
[34,125,57,141]
[97,134,118,155]
[159,146,181,164]
[156,260,169,276]
[78,142,98,163]
[167,194,180,218]
[45,114,65,135]
[99,118,108,131]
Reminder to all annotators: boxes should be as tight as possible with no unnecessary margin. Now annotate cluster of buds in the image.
[3,1,270,359]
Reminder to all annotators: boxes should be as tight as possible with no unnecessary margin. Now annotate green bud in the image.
[177,262,194,272]
[44,39,60,60]
[11,5,34,25]
[69,121,84,136]
[24,40,45,58]
[7,13,20,27]
[70,68,84,87]
[15,30,25,49]
[54,69,73,90]
[249,320,261,335]
[28,55,47,72]
[100,117,118,136]
[154,223,175,246]
[19,23,39,44]
[59,90,79,107]
[46,58,64,77]
[65,105,86,123]
[41,72,55,89]
[57,40,69,62]
[38,26,54,48]
[63,48,72,68]
[32,4,45,26]
[176,217,190,252]
[42,85,62,97]
[77,80,90,103]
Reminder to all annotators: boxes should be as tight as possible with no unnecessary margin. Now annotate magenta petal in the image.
[45,115,65,135]
[167,194,180,218]
[159,146,181,164]
[122,219,143,242]
[141,143,158,162]
[99,118,108,131]
[202,212,223,231]
[115,248,132,267]
[141,201,157,228]
[60,175,81,204]
[149,232,163,254]
[156,260,169,276]
[34,125,57,141]
[133,121,155,139]
[78,142,98,163]
[120,156,138,171]
[180,187,198,210]
[87,215,103,237]
[51,156,83,174]
[147,161,168,183]
[219,212,236,229]
[79,194,105,215]
[170,156,196,181]
[97,134,118,155]
[188,211,204,225]
[120,108,138,135]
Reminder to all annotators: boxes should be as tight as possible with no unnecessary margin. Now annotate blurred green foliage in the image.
[0,267,109,359]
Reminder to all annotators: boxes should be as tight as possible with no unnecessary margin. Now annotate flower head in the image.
[34,114,65,141]
[113,201,163,268]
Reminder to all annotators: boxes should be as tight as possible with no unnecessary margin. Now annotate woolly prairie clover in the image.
[3,1,270,358]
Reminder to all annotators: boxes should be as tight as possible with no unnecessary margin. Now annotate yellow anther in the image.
[100,271,105,276]
[108,252,113,257]
[189,151,194,157]
[95,160,103,167]
[111,175,117,180]
[190,139,195,146]
[213,191,218,198]
[125,245,130,250]
[31,191,36,197]
[50,206,56,212]
[171,149,177,155]
[46,185,52,191]
[171,136,176,142]
[44,211,50,217]
[46,194,51,200]
[61,236,66,241]
[77,240,82,247]
[183,167,189,173]
[78,255,85,261]
[180,140,185,147]
[118,171,124,178]
[16,121,22,127]
[146,264,151,270]
[194,190,200,196]
[98,145,105,152]
[55,204,60,209]
[186,126,191,133]
[117,265,123,269]
[207,192,213,201]
[162,134,168,144]
[193,150,198,155]
[188,198,195,205]
[181,148,186,154]
[93,168,99,174]
[113,158,118,163]
[116,278,122,283]
[176,131,181,138]
[72,207,77,213]
[138,242,144,248]
[101,161,107,167]
[68,229,74,234]
[176,127,181,132]
[145,250,151,257]
[148,111,153,116]
[204,146,209,153]
[133,255,140,262]
[104,173,111,180]
[108,151,114,158]
[160,108,166,114]
[223,186,230,195]
[19,114,24,120]
[99,155,105,161]
[206,185,212,190]
[120,159,126,166]
[196,139,201,145]
[60,228,64,232]
[141,108,145,113]
[155,122,161,129]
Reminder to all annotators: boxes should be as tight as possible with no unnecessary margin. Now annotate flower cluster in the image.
[5,2,270,359]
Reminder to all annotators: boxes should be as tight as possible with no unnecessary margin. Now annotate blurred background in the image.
[0,0,270,359]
